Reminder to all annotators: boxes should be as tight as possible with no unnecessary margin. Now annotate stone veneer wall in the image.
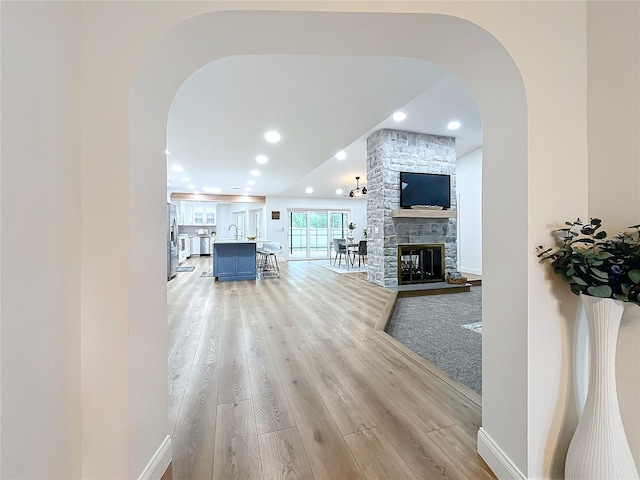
[366,129,457,287]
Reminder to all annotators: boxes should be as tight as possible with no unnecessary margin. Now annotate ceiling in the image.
[166,55,482,200]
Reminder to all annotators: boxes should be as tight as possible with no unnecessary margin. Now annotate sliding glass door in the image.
[288,210,349,259]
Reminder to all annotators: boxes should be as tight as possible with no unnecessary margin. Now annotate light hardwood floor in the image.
[168,256,495,480]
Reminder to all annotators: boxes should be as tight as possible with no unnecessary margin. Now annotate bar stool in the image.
[257,242,280,278]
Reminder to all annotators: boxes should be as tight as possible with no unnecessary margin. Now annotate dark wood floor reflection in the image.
[167,256,495,480]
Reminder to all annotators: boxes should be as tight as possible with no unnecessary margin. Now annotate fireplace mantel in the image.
[391,209,458,219]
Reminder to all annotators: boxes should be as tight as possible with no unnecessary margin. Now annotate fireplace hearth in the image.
[397,244,445,285]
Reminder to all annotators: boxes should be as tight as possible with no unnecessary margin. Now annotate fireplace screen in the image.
[397,244,445,285]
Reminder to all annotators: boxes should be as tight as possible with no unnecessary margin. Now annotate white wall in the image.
[217,202,265,239]
[456,148,482,275]
[3,3,638,479]
[1,2,82,477]
[587,1,640,467]
[265,196,367,260]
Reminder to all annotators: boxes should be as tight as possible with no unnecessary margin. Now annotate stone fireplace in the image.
[365,129,457,288]
[397,244,445,285]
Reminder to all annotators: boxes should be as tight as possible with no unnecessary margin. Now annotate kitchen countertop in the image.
[212,239,265,244]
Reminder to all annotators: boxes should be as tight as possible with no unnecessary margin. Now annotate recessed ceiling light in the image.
[170,164,183,172]
[188,184,195,190]
[335,151,347,160]
[203,187,222,194]
[248,180,255,185]
[250,169,261,177]
[256,154,268,164]
[448,120,461,130]
[181,176,190,182]
[264,131,281,143]
[165,149,170,155]
[305,187,313,194]
[336,189,343,195]
[393,111,406,122]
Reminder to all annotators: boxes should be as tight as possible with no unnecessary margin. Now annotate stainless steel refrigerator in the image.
[167,203,178,280]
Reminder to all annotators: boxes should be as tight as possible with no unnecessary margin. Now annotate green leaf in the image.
[595,231,607,239]
[590,268,609,280]
[587,285,613,298]
[572,276,588,286]
[629,270,640,284]
[570,283,586,295]
[566,267,575,276]
[597,252,614,259]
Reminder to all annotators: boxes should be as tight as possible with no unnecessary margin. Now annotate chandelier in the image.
[349,176,368,198]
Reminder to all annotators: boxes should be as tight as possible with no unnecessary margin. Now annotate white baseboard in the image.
[460,266,482,275]
[138,435,172,480]
[477,428,526,480]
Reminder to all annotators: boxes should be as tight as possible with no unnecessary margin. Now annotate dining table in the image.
[345,242,359,270]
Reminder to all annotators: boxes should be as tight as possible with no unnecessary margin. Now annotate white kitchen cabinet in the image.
[191,236,200,255]
[177,201,216,226]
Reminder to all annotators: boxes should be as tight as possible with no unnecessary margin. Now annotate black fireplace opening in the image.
[397,244,445,285]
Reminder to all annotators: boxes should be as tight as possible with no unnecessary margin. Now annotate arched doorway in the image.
[130,9,527,476]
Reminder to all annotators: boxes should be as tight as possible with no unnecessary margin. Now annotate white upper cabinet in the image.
[176,201,216,225]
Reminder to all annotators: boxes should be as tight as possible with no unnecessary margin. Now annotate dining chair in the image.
[356,240,367,267]
[332,238,347,266]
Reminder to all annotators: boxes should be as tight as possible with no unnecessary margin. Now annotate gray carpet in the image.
[386,287,482,394]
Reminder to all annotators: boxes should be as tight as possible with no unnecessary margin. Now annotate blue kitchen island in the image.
[212,241,257,281]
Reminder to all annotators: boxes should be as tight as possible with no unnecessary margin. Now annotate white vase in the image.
[565,294,639,480]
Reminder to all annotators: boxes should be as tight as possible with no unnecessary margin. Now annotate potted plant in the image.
[347,222,356,241]
[537,218,640,480]
[537,218,640,304]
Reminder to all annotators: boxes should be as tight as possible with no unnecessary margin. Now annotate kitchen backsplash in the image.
[178,225,217,236]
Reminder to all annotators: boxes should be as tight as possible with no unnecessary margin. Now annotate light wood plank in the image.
[288,327,376,435]
[277,361,365,480]
[312,338,467,480]
[218,290,251,404]
[243,285,299,364]
[428,425,496,480]
[213,400,263,480]
[344,427,418,480]
[258,427,315,480]
[172,362,219,480]
[242,310,296,435]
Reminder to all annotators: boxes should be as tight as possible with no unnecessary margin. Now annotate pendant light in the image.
[349,176,367,197]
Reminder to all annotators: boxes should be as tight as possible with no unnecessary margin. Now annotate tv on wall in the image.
[400,172,451,209]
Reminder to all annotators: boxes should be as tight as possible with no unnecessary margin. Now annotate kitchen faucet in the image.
[228,224,238,240]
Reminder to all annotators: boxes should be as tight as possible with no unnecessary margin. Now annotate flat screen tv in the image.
[400,172,451,209]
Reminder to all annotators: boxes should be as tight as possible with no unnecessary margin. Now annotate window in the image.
[288,209,349,259]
